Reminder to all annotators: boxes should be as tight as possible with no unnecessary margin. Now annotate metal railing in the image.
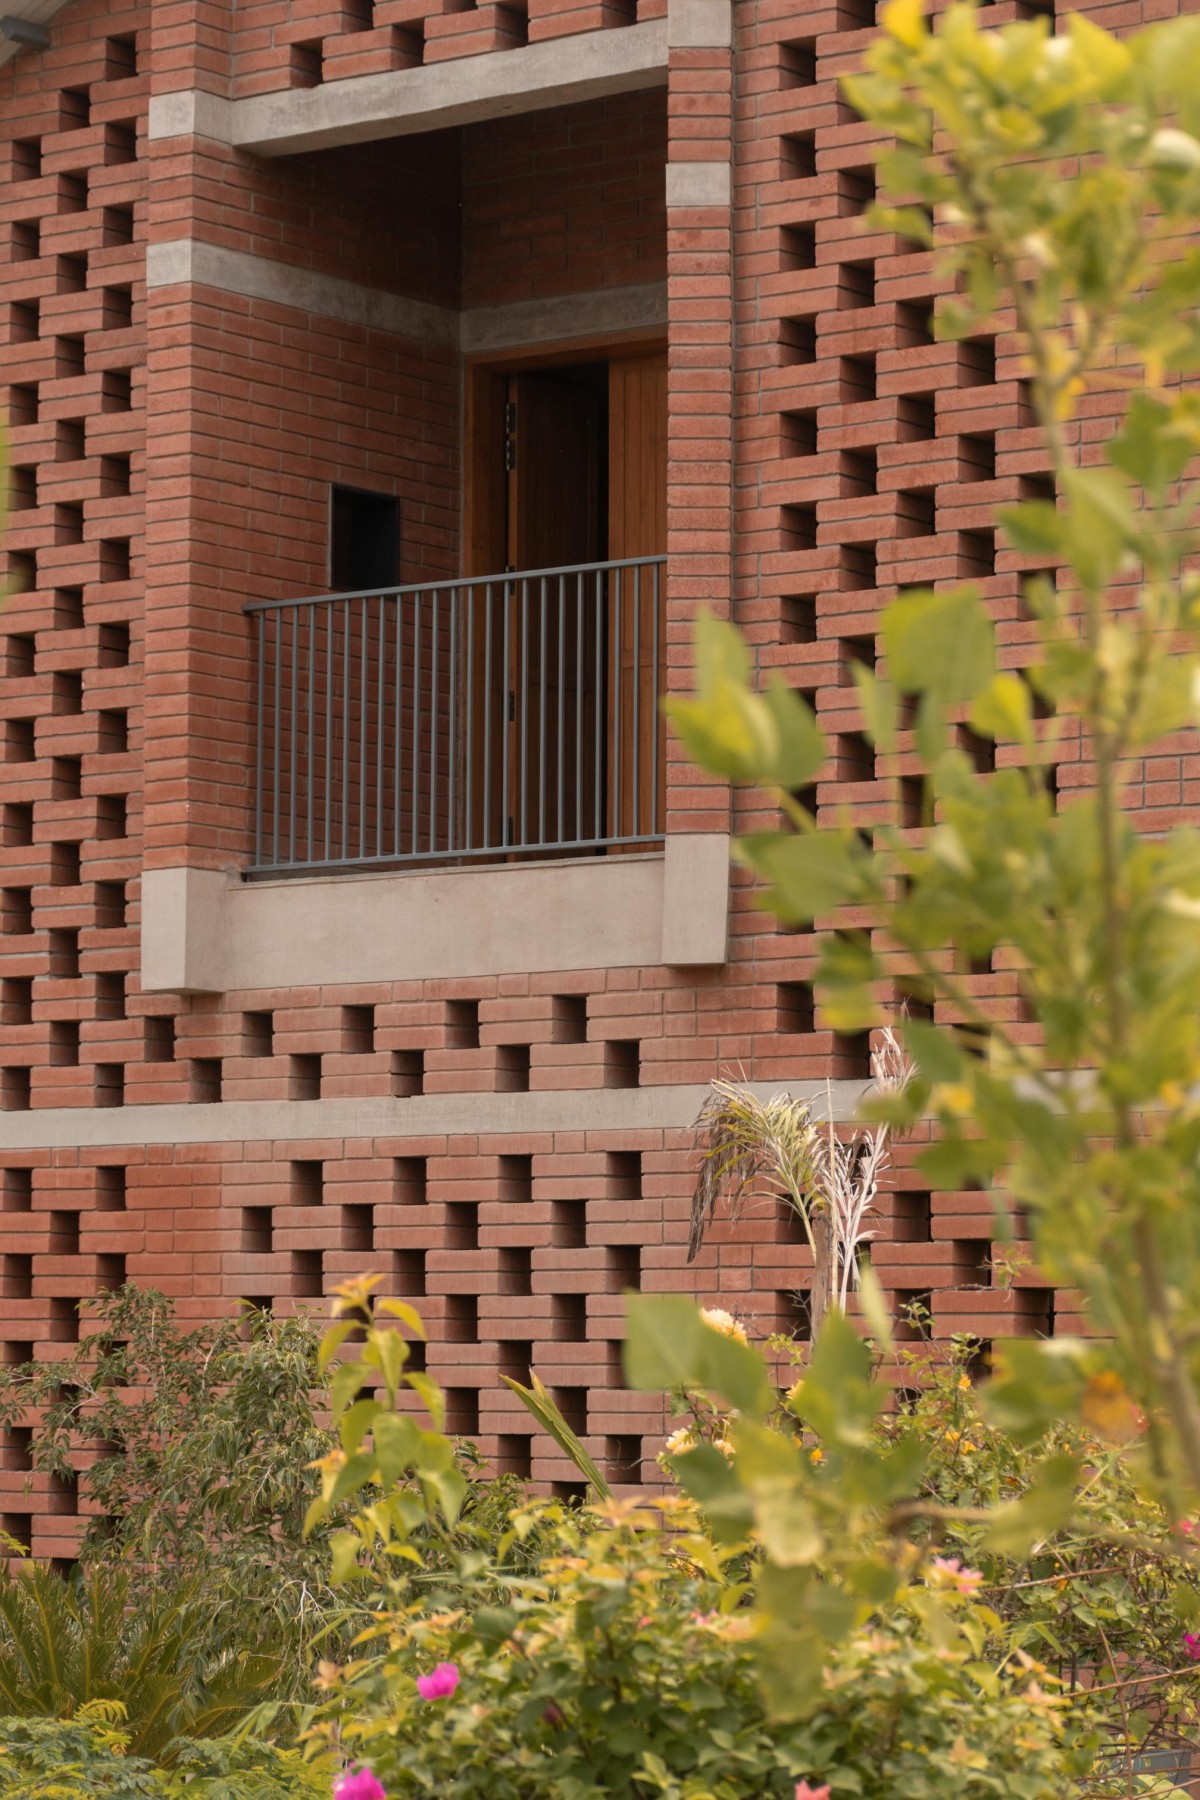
[245,555,666,876]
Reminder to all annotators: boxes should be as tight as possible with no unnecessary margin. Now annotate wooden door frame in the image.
[462,328,666,580]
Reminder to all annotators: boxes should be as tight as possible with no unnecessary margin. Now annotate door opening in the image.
[465,343,667,858]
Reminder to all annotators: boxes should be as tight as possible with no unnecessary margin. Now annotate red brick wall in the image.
[462,91,667,308]
[0,0,1140,1555]
[225,0,666,101]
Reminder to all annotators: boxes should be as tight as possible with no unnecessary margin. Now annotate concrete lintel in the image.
[0,1078,873,1151]
[661,833,730,967]
[665,160,731,210]
[667,0,732,49]
[147,88,236,144]
[145,238,459,346]
[209,21,668,158]
[461,281,667,355]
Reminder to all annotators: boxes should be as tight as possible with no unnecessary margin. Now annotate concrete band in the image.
[147,20,669,157]
[140,838,730,994]
[0,1078,874,1152]
[145,238,459,345]
[145,239,668,352]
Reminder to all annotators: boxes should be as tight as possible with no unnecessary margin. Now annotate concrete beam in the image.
[145,239,459,346]
[148,21,668,157]
[0,1078,874,1151]
[461,281,667,355]
[146,238,666,352]
[142,836,731,994]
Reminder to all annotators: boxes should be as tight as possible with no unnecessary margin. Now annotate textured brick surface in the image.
[0,0,1155,1552]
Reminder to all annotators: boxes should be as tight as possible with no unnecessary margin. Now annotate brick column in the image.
[664,0,734,840]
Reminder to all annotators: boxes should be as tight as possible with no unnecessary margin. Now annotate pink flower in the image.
[416,1661,460,1700]
[928,1555,984,1598]
[795,1783,832,1800]
[334,1769,386,1800]
[1183,1633,1200,1661]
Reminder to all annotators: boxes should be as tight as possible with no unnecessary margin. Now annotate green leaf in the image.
[623,1293,705,1391]
[755,1489,823,1567]
[983,1452,1081,1554]
[695,1327,775,1419]
[969,672,1033,747]
[1108,393,1185,500]
[853,664,899,755]
[737,830,870,925]
[881,586,995,706]
[502,1372,613,1498]
[371,1410,424,1489]
[316,1320,356,1376]
[762,679,827,789]
[329,1531,363,1584]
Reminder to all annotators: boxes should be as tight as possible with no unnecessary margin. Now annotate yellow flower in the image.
[700,1307,748,1344]
[961,1440,977,1454]
[809,1446,824,1465]
[957,1373,971,1391]
[664,1427,697,1457]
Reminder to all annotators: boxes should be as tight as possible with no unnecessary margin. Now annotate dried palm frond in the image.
[688,1078,819,1262]
[687,1028,915,1332]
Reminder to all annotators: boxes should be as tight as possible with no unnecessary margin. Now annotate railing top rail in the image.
[242,554,667,615]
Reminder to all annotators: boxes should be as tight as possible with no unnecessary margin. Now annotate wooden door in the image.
[608,351,667,843]
[506,371,604,849]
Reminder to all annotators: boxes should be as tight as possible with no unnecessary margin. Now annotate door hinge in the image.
[504,401,516,471]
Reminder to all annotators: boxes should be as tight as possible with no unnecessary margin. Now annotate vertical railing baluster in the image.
[631,569,640,841]
[341,600,351,863]
[271,609,282,867]
[325,602,334,864]
[431,584,440,857]
[651,559,661,837]
[465,585,475,855]
[519,577,528,851]
[415,583,424,849]
[449,584,458,856]
[538,575,547,849]
[594,567,603,845]
[556,574,565,847]
[254,611,265,868]
[401,590,410,856]
[613,564,622,844]
[575,570,583,847]
[487,583,497,852]
[358,595,368,863]
[501,583,510,851]
[288,605,299,864]
[376,591,386,861]
[307,602,315,862]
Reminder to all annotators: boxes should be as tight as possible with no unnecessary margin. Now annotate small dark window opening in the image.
[330,486,400,592]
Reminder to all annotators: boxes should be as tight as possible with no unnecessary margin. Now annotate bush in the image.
[316,1494,1091,1800]
[0,1705,329,1799]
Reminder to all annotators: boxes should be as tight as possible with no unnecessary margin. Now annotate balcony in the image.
[246,555,666,878]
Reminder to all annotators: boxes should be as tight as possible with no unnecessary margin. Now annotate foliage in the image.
[303,1283,1156,1799]
[660,0,1200,1714]
[0,1704,330,1799]
[0,1286,338,1660]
